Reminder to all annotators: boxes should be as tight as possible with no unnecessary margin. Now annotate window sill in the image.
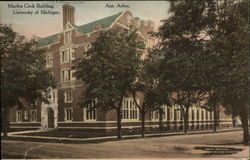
[65,101,73,103]
[121,119,140,122]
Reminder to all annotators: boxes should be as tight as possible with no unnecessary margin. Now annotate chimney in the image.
[63,4,75,29]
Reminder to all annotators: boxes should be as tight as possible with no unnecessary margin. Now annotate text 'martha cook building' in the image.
[9,4,233,133]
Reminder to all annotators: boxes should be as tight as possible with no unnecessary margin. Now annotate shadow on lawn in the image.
[194,146,244,155]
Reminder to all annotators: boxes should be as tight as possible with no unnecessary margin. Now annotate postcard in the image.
[0,1,248,160]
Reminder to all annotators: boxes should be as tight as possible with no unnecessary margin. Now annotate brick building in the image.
[9,4,232,133]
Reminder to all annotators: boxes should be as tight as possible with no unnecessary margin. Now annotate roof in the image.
[38,12,123,47]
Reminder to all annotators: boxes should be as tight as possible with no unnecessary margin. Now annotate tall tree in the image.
[0,25,55,136]
[206,0,249,144]
[157,1,213,134]
[73,29,143,139]
[131,48,169,137]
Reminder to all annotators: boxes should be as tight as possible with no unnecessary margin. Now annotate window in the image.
[206,110,208,120]
[46,54,53,68]
[167,107,171,120]
[122,98,139,120]
[180,110,183,120]
[162,106,167,120]
[135,20,140,28]
[84,99,97,121]
[64,91,73,103]
[16,111,22,122]
[61,69,75,82]
[64,31,72,44]
[30,110,37,121]
[64,108,73,121]
[201,110,204,120]
[85,43,92,52]
[174,109,178,120]
[52,91,56,102]
[150,110,159,120]
[61,49,73,63]
[197,110,200,120]
[192,110,195,120]
[127,15,132,25]
[24,111,28,120]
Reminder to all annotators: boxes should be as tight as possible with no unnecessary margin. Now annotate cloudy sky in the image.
[0,1,170,39]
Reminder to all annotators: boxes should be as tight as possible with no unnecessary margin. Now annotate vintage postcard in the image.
[1,0,249,159]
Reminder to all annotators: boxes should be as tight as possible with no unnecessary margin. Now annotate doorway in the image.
[47,108,55,128]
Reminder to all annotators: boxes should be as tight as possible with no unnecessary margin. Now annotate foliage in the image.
[73,28,144,138]
[204,0,249,144]
[131,47,169,136]
[0,24,55,136]
[1,24,55,108]
[157,0,214,133]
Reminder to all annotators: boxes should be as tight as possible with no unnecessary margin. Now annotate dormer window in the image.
[127,15,133,25]
[64,31,72,44]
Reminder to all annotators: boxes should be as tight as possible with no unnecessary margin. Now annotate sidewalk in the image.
[4,127,242,142]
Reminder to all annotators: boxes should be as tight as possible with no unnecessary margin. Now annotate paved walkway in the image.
[5,127,242,142]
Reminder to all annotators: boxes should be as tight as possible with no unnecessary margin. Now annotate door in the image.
[47,108,54,128]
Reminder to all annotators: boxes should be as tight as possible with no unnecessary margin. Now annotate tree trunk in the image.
[116,107,122,139]
[184,109,189,134]
[213,105,218,132]
[240,111,249,145]
[141,112,145,137]
[3,106,10,137]
[159,108,163,131]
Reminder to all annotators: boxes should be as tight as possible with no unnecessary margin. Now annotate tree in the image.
[130,48,169,137]
[0,24,55,136]
[206,0,249,144]
[73,28,144,139]
[157,1,213,134]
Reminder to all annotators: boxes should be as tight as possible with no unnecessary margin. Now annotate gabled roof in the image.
[38,12,123,47]
[76,12,122,34]
[38,33,59,47]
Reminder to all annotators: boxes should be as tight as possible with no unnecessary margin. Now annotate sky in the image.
[0,1,170,39]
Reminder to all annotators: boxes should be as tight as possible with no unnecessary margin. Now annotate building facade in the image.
[9,4,233,133]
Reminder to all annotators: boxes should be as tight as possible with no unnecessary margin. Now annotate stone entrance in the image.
[41,89,58,129]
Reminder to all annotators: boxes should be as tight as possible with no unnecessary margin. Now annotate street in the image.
[1,130,248,159]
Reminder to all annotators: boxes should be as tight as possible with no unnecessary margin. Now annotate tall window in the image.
[46,54,53,68]
[24,111,28,120]
[52,91,56,102]
[167,107,171,120]
[64,91,73,103]
[180,110,183,120]
[30,110,37,121]
[61,49,72,63]
[16,111,22,122]
[201,110,204,120]
[122,98,139,120]
[62,69,75,82]
[150,110,159,120]
[192,110,195,120]
[84,99,97,121]
[197,110,200,120]
[64,31,72,44]
[174,109,178,120]
[65,108,73,121]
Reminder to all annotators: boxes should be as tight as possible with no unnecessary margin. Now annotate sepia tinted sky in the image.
[0,1,170,39]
